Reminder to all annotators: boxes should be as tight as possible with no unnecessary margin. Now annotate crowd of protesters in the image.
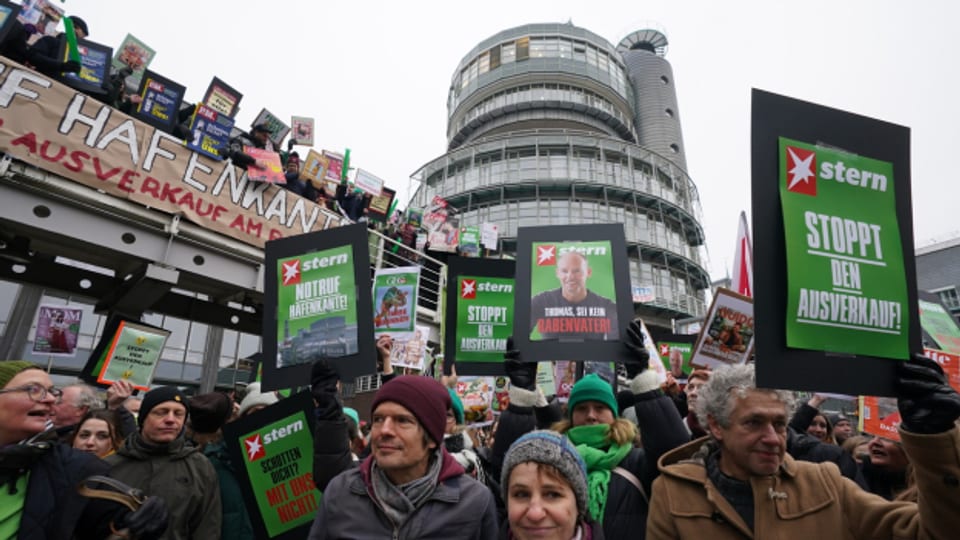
[1,319,958,539]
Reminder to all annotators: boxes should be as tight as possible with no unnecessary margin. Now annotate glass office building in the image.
[410,23,710,327]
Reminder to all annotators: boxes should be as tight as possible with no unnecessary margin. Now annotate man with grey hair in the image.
[647,358,960,539]
[53,382,104,439]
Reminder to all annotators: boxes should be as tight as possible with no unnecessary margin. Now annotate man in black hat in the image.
[25,15,88,78]
[107,386,222,540]
[228,122,279,170]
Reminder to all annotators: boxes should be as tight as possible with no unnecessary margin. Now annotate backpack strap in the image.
[612,466,648,505]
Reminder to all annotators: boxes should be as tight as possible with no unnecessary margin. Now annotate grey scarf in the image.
[371,449,444,528]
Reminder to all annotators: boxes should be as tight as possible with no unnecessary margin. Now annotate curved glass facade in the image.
[413,24,708,326]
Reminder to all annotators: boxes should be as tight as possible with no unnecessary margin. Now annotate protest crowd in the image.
[2,5,960,540]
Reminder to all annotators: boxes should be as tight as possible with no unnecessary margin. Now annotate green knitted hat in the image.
[0,361,41,390]
[447,388,465,425]
[567,373,618,419]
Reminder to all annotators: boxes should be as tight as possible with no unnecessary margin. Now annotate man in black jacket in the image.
[26,15,87,78]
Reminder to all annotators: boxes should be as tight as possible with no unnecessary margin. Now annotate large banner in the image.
[372,267,420,335]
[32,304,82,356]
[224,392,320,539]
[779,137,909,360]
[263,224,375,391]
[0,59,347,248]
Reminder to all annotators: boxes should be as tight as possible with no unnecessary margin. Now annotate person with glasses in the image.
[0,360,168,539]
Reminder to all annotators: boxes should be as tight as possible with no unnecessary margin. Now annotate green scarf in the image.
[566,424,631,522]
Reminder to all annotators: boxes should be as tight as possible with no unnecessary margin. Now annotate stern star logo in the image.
[281,259,301,286]
[659,343,670,356]
[461,279,477,299]
[536,245,556,266]
[786,146,817,196]
[245,434,265,461]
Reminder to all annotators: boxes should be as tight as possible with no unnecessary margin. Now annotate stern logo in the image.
[281,259,301,286]
[461,279,477,299]
[245,434,265,461]
[536,245,556,266]
[786,146,817,196]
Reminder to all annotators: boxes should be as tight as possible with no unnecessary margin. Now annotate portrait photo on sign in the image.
[512,224,634,364]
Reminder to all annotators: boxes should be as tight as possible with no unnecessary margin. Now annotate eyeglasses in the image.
[0,383,63,402]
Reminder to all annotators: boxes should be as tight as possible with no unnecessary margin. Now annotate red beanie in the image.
[371,376,450,444]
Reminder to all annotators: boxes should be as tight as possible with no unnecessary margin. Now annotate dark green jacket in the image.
[204,440,254,540]
[107,434,221,540]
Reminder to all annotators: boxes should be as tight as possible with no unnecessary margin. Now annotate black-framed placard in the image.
[223,391,319,539]
[133,70,186,133]
[262,223,374,391]
[444,257,516,376]
[202,76,243,118]
[58,37,112,98]
[512,224,635,364]
[252,108,291,147]
[752,89,919,397]
[0,2,22,45]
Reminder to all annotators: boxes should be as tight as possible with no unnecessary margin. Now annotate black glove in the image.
[311,360,341,420]
[61,60,82,73]
[623,320,649,378]
[896,353,960,434]
[287,138,296,151]
[504,337,536,390]
[117,495,168,540]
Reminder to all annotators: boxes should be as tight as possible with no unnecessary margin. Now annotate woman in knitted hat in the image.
[501,430,601,540]
[494,321,690,539]
[0,360,167,538]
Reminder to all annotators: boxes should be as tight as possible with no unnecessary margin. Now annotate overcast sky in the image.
[59,0,960,281]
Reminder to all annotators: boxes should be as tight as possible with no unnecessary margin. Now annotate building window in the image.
[478,52,490,75]
[502,42,516,64]
[936,287,960,310]
[489,45,501,69]
[516,37,529,61]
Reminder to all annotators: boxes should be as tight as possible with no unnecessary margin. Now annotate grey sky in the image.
[62,0,960,281]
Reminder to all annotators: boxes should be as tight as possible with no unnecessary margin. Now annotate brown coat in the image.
[646,429,960,539]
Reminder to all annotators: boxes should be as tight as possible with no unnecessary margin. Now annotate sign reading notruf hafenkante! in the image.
[262,223,375,391]
[512,224,635,365]
[751,89,919,397]
[779,137,909,360]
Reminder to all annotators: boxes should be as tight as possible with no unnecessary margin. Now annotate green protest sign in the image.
[225,392,320,539]
[658,341,694,379]
[373,266,420,334]
[529,241,618,341]
[455,276,514,362]
[277,245,357,366]
[460,226,480,256]
[779,137,909,360]
[919,299,960,354]
[95,321,169,391]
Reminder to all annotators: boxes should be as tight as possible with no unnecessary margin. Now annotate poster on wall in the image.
[751,89,919,396]
[32,305,82,357]
[513,224,634,364]
[262,224,374,391]
[224,392,321,539]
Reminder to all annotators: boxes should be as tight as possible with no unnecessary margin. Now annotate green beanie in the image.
[447,388,465,425]
[0,361,41,390]
[343,407,360,427]
[567,373,618,419]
